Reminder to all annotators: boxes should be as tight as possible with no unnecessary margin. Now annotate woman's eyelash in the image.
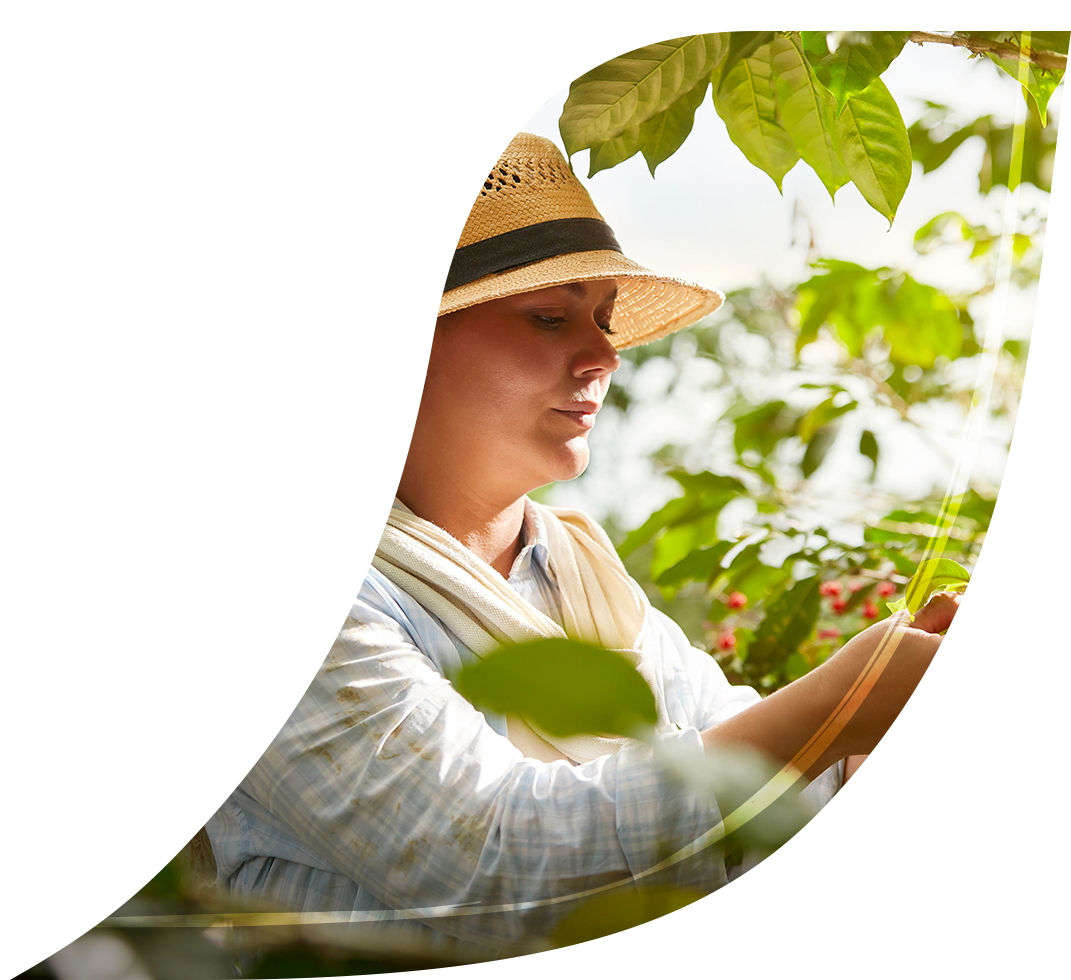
[531,314,615,335]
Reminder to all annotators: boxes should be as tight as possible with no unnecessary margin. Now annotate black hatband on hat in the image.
[444,217,622,292]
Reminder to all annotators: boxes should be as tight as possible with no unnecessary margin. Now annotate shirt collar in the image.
[391,496,554,582]
[511,497,554,581]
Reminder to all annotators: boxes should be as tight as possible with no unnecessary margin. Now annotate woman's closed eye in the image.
[531,313,616,335]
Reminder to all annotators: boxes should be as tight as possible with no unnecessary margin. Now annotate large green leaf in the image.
[747,576,822,669]
[713,41,800,192]
[560,35,729,156]
[640,75,711,175]
[989,49,1066,127]
[770,34,850,198]
[801,31,910,116]
[556,891,758,963]
[831,77,912,224]
[454,639,657,738]
[717,31,777,91]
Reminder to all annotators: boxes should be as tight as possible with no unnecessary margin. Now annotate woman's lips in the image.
[552,402,600,429]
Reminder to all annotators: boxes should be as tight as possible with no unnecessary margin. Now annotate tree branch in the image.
[908,31,1067,72]
[1032,544,1066,591]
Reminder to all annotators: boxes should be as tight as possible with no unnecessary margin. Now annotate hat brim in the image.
[438,250,724,350]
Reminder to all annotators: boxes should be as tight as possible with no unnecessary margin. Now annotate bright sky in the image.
[520,40,1059,528]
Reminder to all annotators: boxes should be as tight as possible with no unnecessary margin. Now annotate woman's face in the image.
[410,279,621,503]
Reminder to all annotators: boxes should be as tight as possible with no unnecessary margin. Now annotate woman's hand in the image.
[702,591,961,778]
[828,591,960,759]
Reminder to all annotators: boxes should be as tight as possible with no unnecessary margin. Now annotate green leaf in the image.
[717,31,776,91]
[831,77,912,224]
[618,471,745,558]
[552,891,762,963]
[454,639,657,738]
[908,118,977,174]
[794,261,961,367]
[797,395,856,443]
[769,34,851,199]
[1045,494,1071,548]
[886,558,970,617]
[747,576,822,667]
[800,424,837,478]
[560,34,729,156]
[801,31,909,116]
[985,50,1062,126]
[656,539,734,589]
[826,74,912,223]
[1024,32,1071,54]
[713,41,800,192]
[859,429,879,477]
[639,75,711,175]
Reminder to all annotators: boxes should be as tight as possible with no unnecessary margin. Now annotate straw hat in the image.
[440,132,724,350]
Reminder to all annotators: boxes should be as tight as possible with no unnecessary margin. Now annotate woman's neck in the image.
[395,477,527,579]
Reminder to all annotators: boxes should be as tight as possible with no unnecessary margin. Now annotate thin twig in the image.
[908,31,1067,72]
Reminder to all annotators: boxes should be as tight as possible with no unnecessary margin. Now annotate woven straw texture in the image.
[440,133,723,350]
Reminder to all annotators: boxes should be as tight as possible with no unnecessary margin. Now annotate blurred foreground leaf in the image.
[556,891,758,963]
[454,639,657,738]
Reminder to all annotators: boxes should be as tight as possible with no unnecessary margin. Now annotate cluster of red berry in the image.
[819,579,897,621]
[1036,612,1071,651]
[713,579,899,657]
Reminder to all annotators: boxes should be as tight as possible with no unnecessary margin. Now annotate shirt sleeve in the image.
[236,583,732,949]
[646,606,843,809]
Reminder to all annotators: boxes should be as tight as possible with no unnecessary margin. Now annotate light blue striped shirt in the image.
[206,501,838,959]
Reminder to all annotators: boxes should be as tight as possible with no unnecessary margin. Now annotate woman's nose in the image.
[571,319,622,378]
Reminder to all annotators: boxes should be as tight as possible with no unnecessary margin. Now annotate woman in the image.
[205,133,956,961]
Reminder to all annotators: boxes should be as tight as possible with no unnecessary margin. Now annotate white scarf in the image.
[371,499,665,764]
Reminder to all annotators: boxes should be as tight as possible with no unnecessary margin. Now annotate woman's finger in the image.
[911,591,961,634]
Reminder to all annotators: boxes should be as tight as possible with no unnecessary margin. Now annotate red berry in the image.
[877,581,896,597]
[863,600,879,619]
[717,630,737,650]
[727,591,747,609]
[819,581,843,597]
[831,597,847,613]
[817,628,840,640]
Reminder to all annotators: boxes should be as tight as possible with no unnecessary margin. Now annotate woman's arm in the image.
[702,593,958,779]
[842,755,867,782]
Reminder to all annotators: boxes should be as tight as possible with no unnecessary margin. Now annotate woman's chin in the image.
[548,445,591,484]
